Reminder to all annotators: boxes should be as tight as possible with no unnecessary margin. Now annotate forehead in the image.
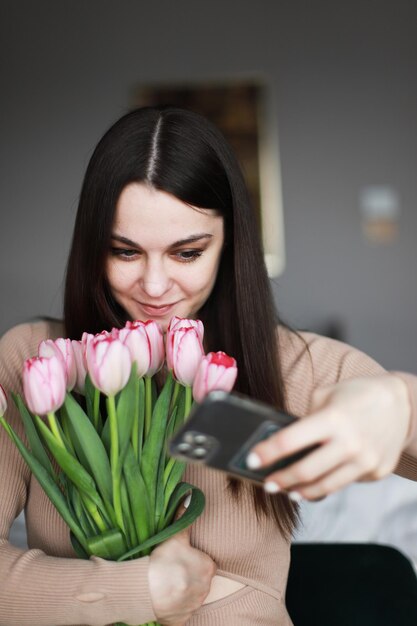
[113,183,223,244]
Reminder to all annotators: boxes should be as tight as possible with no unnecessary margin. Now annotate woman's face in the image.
[106,182,224,331]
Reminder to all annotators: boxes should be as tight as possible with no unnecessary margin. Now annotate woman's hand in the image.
[148,500,217,626]
[248,374,411,501]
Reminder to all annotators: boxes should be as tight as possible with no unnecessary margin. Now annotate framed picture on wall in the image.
[131,78,285,276]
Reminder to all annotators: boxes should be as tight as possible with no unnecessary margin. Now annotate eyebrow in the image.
[111,233,214,248]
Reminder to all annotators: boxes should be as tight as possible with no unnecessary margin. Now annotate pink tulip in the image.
[166,326,204,386]
[93,328,120,340]
[166,318,204,376]
[85,335,132,396]
[71,340,88,394]
[193,352,238,403]
[23,356,67,415]
[168,316,204,340]
[39,338,77,391]
[144,321,165,376]
[126,320,165,377]
[81,331,95,353]
[0,384,7,417]
[119,324,151,378]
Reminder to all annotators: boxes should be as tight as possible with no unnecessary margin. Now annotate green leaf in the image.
[67,482,98,538]
[120,476,137,548]
[116,364,138,466]
[165,405,178,451]
[154,442,167,531]
[117,485,205,561]
[151,376,157,411]
[141,374,174,512]
[170,384,187,434]
[123,444,152,542]
[162,482,196,528]
[159,459,187,530]
[132,377,145,459]
[62,411,92,469]
[64,393,113,505]
[84,373,95,419]
[101,416,110,453]
[11,392,55,477]
[34,415,104,507]
[87,528,127,560]
[70,532,90,559]
[0,416,88,552]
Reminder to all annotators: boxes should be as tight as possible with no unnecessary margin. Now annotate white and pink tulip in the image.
[166,326,204,387]
[193,351,238,403]
[38,338,77,392]
[119,323,151,378]
[85,334,132,396]
[23,356,67,415]
[71,340,88,394]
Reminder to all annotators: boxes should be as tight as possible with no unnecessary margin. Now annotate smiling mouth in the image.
[139,302,177,309]
[138,301,178,315]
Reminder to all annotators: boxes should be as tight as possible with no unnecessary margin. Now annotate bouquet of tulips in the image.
[0,316,237,626]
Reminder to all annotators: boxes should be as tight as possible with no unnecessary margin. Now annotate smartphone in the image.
[168,390,316,485]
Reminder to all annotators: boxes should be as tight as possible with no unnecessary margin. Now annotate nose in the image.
[140,257,171,298]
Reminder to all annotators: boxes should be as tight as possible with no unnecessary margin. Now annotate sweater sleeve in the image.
[0,323,157,626]
[390,371,417,480]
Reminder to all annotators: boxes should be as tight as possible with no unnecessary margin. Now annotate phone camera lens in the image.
[192,447,208,458]
[194,434,208,444]
[177,442,192,453]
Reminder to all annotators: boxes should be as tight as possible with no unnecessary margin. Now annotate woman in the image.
[0,106,416,626]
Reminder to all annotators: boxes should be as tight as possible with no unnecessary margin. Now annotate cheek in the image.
[183,260,219,297]
[106,261,134,295]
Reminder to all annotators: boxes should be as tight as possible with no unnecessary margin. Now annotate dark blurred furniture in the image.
[286,543,417,626]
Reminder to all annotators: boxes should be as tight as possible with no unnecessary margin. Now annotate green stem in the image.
[107,394,125,533]
[184,386,192,419]
[170,381,181,412]
[144,376,152,439]
[93,388,100,430]
[47,412,65,447]
[163,457,175,485]
[132,378,140,460]
[61,410,76,455]
[80,492,107,533]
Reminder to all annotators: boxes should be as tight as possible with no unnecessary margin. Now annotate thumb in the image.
[175,492,192,519]
[173,493,192,543]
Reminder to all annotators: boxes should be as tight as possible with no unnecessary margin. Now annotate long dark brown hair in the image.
[64,106,298,535]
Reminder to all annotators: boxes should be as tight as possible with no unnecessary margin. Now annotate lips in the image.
[139,302,178,317]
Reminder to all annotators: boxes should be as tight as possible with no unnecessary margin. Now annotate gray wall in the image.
[1,0,416,372]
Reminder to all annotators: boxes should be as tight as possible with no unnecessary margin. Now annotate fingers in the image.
[172,493,192,544]
[246,374,412,502]
[264,441,350,492]
[262,439,390,501]
[249,410,335,468]
[287,462,362,500]
[248,408,381,501]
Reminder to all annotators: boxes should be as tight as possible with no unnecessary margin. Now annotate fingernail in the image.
[288,491,302,502]
[183,494,191,508]
[246,452,262,469]
[264,481,281,494]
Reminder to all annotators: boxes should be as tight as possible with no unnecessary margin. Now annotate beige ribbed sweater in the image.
[1,321,416,626]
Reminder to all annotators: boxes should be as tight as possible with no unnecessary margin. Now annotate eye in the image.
[174,250,203,263]
[111,247,140,260]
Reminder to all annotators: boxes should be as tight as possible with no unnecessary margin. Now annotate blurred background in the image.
[1,0,417,563]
